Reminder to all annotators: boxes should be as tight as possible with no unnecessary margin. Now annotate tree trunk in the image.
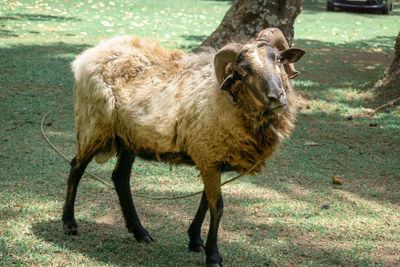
[375,31,400,95]
[198,0,303,50]
[385,31,400,88]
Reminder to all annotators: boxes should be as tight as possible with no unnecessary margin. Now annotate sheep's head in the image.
[214,28,305,115]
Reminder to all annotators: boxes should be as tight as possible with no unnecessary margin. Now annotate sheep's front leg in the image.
[112,146,153,243]
[201,167,224,267]
[188,190,208,252]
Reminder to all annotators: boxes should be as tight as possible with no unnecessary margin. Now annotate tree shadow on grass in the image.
[180,34,208,50]
[302,0,327,13]
[0,42,89,93]
[293,36,397,107]
[0,42,91,213]
[0,13,81,22]
[0,29,19,38]
[327,7,400,16]
[32,220,186,266]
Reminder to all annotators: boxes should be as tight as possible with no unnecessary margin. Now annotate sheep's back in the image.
[71,36,195,157]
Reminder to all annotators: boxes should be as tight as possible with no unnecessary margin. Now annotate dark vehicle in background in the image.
[327,0,394,14]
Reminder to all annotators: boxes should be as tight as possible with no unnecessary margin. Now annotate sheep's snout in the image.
[268,94,287,109]
[265,76,287,113]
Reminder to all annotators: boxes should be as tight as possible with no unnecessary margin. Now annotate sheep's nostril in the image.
[267,91,278,102]
[267,95,278,102]
[268,97,278,108]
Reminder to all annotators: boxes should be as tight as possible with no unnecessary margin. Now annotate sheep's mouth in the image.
[266,95,287,114]
[264,104,286,116]
[271,105,286,114]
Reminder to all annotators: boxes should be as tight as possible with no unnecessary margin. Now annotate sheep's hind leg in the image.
[187,190,208,253]
[62,156,93,235]
[112,142,153,243]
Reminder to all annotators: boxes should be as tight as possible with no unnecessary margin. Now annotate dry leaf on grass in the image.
[304,141,318,146]
[332,175,343,185]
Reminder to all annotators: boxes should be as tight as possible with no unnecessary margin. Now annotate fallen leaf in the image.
[304,142,318,146]
[332,175,343,185]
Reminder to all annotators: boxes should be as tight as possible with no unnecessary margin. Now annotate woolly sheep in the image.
[62,28,305,266]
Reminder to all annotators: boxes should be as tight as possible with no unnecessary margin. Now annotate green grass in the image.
[1,0,400,266]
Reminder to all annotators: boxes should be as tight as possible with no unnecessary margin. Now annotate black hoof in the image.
[129,227,154,243]
[188,236,204,253]
[206,250,223,267]
[63,221,78,235]
[138,234,154,243]
[188,242,205,253]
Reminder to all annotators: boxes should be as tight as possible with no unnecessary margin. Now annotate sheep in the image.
[62,28,305,266]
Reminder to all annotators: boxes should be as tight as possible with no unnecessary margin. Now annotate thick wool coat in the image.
[71,36,297,174]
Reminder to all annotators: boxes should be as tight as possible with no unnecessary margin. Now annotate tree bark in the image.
[198,0,303,50]
[375,31,400,95]
[386,31,400,88]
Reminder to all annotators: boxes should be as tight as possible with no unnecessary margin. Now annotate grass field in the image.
[1,0,399,266]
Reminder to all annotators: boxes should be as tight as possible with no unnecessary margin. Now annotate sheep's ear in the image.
[280,48,305,64]
[220,74,235,91]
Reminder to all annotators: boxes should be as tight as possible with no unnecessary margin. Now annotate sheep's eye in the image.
[276,55,283,63]
[237,68,247,77]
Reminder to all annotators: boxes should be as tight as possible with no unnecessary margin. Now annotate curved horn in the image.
[257,28,300,79]
[214,43,243,84]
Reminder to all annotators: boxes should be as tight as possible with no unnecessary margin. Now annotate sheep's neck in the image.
[234,86,287,165]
